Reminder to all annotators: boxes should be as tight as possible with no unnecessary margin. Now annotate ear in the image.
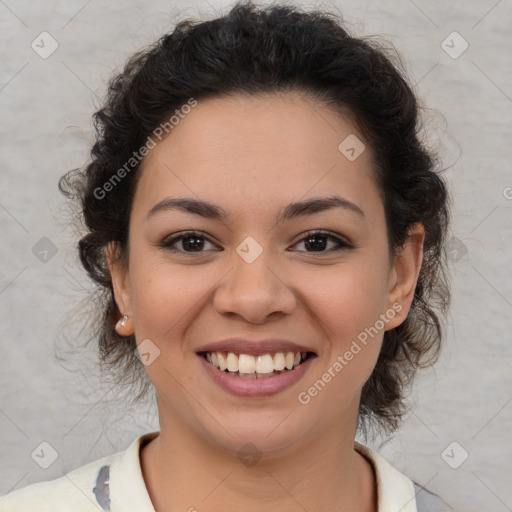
[106,242,133,319]
[385,223,425,330]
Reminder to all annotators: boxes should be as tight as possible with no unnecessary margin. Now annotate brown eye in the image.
[291,230,353,253]
[161,231,218,253]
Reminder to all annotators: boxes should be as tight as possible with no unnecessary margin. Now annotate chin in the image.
[196,411,309,460]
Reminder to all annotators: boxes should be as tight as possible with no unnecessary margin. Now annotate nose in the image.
[212,240,297,324]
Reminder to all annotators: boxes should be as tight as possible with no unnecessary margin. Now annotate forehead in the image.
[134,92,382,223]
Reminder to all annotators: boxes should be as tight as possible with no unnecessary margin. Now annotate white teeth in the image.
[226,352,238,372]
[273,352,285,371]
[238,353,256,374]
[204,350,309,374]
[285,352,294,370]
[256,354,274,374]
[217,351,227,371]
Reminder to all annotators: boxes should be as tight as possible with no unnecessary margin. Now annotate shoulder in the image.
[0,431,159,512]
[355,442,451,512]
[0,450,120,512]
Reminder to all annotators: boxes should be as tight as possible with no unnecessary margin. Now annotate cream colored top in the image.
[0,431,450,511]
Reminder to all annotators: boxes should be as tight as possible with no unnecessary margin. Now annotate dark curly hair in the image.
[59,0,450,436]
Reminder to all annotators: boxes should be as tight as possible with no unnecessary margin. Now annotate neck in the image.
[140,414,376,512]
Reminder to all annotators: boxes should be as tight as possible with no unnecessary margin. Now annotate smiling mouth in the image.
[199,350,315,379]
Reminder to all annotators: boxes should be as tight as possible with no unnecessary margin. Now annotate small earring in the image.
[115,314,132,336]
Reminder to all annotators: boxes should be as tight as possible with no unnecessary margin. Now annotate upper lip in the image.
[196,338,317,357]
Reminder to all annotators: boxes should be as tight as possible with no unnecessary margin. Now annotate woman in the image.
[1,2,451,510]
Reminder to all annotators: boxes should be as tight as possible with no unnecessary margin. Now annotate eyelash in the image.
[160,229,353,255]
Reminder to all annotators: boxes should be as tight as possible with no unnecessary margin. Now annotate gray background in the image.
[1,1,511,511]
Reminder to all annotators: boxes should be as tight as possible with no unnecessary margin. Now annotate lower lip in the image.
[198,355,314,397]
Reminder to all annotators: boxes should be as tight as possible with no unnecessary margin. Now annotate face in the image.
[109,92,423,456]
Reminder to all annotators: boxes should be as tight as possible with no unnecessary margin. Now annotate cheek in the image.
[300,258,389,391]
[305,258,389,337]
[129,259,213,340]
[298,278,385,418]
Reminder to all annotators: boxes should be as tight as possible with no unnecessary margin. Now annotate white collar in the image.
[355,441,418,512]
[109,431,418,512]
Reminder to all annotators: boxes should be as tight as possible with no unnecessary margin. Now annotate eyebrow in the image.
[146,195,365,222]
